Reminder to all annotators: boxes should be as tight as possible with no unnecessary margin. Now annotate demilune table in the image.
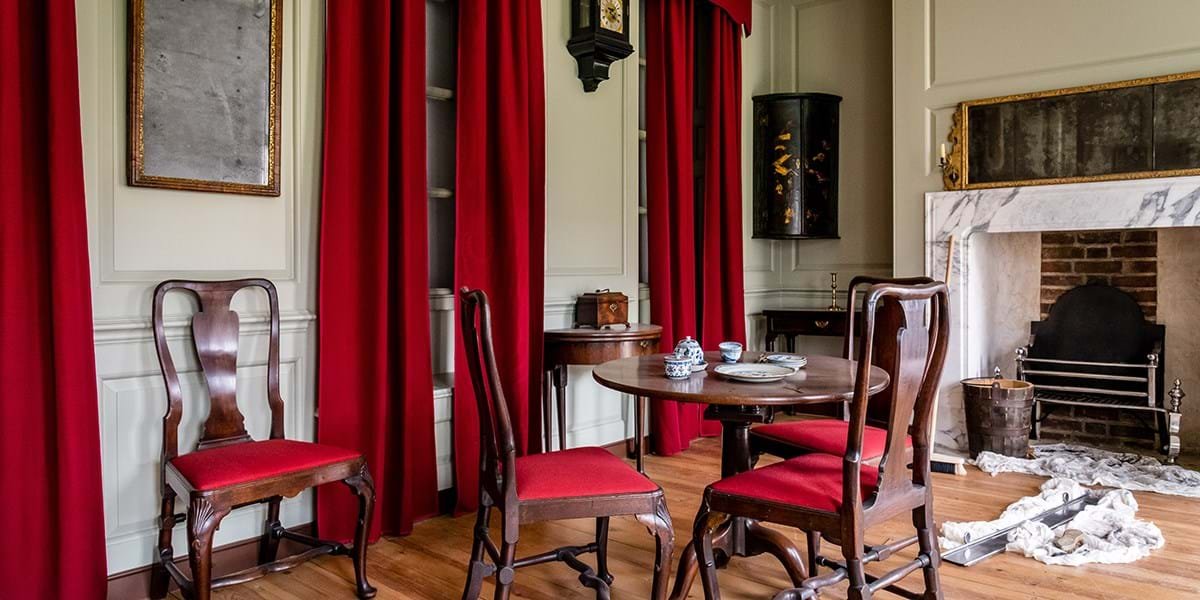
[593,351,890,600]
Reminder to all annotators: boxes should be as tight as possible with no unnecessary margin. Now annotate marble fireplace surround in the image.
[925,174,1200,458]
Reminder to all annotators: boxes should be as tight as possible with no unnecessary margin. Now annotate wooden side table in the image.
[762,308,860,351]
[543,324,662,472]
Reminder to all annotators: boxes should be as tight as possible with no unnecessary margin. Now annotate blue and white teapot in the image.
[673,335,706,372]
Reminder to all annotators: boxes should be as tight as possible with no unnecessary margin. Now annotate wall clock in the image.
[568,0,634,92]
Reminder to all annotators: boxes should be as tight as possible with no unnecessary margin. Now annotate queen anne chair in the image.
[749,276,935,464]
[149,279,376,600]
[693,282,950,600]
[458,288,674,600]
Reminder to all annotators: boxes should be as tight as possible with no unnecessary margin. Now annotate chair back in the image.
[458,288,518,504]
[152,279,284,464]
[842,276,935,426]
[844,282,949,514]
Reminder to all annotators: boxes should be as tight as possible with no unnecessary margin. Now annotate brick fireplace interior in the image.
[1038,230,1160,452]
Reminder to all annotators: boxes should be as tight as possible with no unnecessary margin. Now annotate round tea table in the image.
[593,351,889,600]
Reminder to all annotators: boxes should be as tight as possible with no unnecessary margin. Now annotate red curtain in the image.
[699,5,747,349]
[709,0,752,33]
[646,0,708,456]
[646,0,747,455]
[452,0,547,513]
[0,0,108,596]
[317,0,439,540]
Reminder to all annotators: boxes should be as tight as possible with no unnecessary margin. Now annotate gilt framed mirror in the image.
[942,70,1200,190]
[128,0,282,196]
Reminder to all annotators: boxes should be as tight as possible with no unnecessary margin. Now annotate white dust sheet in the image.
[973,444,1200,499]
[940,478,1164,566]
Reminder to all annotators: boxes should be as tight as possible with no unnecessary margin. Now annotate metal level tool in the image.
[942,492,1100,567]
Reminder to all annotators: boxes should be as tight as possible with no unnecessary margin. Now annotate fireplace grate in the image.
[1033,388,1159,411]
[1015,284,1184,463]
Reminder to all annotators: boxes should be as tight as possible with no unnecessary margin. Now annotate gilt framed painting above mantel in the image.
[941,70,1200,191]
[128,0,282,196]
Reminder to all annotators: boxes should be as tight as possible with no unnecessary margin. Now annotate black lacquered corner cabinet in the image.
[752,93,841,239]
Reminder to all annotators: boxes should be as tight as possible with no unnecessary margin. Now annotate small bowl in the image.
[663,353,693,379]
[718,341,743,363]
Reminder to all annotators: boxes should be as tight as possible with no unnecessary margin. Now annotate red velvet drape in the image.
[0,0,108,596]
[646,0,709,456]
[699,5,747,349]
[646,0,748,455]
[452,0,546,513]
[317,0,439,540]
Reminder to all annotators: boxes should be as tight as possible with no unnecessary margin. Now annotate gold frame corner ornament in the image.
[941,69,1200,192]
[127,0,283,197]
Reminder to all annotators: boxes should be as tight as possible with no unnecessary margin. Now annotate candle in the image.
[939,143,947,162]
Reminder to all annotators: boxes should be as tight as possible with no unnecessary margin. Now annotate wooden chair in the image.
[458,288,674,600]
[693,282,950,600]
[149,279,376,600]
[749,276,935,464]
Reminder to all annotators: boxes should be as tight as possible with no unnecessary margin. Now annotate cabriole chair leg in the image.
[344,467,378,599]
[635,495,675,600]
[186,497,230,600]
[693,498,725,600]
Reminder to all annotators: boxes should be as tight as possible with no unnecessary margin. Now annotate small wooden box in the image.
[573,289,630,329]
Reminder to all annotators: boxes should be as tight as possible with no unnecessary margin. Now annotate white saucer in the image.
[765,353,808,368]
[691,361,708,372]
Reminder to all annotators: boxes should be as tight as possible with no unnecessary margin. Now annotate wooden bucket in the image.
[962,375,1035,458]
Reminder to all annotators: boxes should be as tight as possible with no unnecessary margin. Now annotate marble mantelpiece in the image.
[925,175,1200,455]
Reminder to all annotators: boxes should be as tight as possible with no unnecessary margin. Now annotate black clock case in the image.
[568,0,634,92]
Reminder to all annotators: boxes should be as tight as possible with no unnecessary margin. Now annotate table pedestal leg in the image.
[668,408,808,600]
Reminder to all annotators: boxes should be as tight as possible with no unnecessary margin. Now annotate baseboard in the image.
[106,523,315,600]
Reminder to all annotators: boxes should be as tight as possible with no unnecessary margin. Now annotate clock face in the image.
[599,0,624,34]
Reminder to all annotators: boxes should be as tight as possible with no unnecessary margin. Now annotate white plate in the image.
[713,363,797,383]
[765,353,807,367]
[691,361,708,372]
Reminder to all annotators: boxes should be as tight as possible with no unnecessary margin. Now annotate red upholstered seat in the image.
[710,453,879,513]
[752,419,910,459]
[515,447,659,501]
[170,439,361,491]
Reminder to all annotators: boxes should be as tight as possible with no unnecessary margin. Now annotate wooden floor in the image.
[191,437,1200,600]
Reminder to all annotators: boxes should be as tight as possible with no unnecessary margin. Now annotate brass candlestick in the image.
[828,272,840,311]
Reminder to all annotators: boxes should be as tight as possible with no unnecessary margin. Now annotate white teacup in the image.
[718,341,743,363]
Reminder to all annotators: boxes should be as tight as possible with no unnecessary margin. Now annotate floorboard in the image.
[183,437,1200,599]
